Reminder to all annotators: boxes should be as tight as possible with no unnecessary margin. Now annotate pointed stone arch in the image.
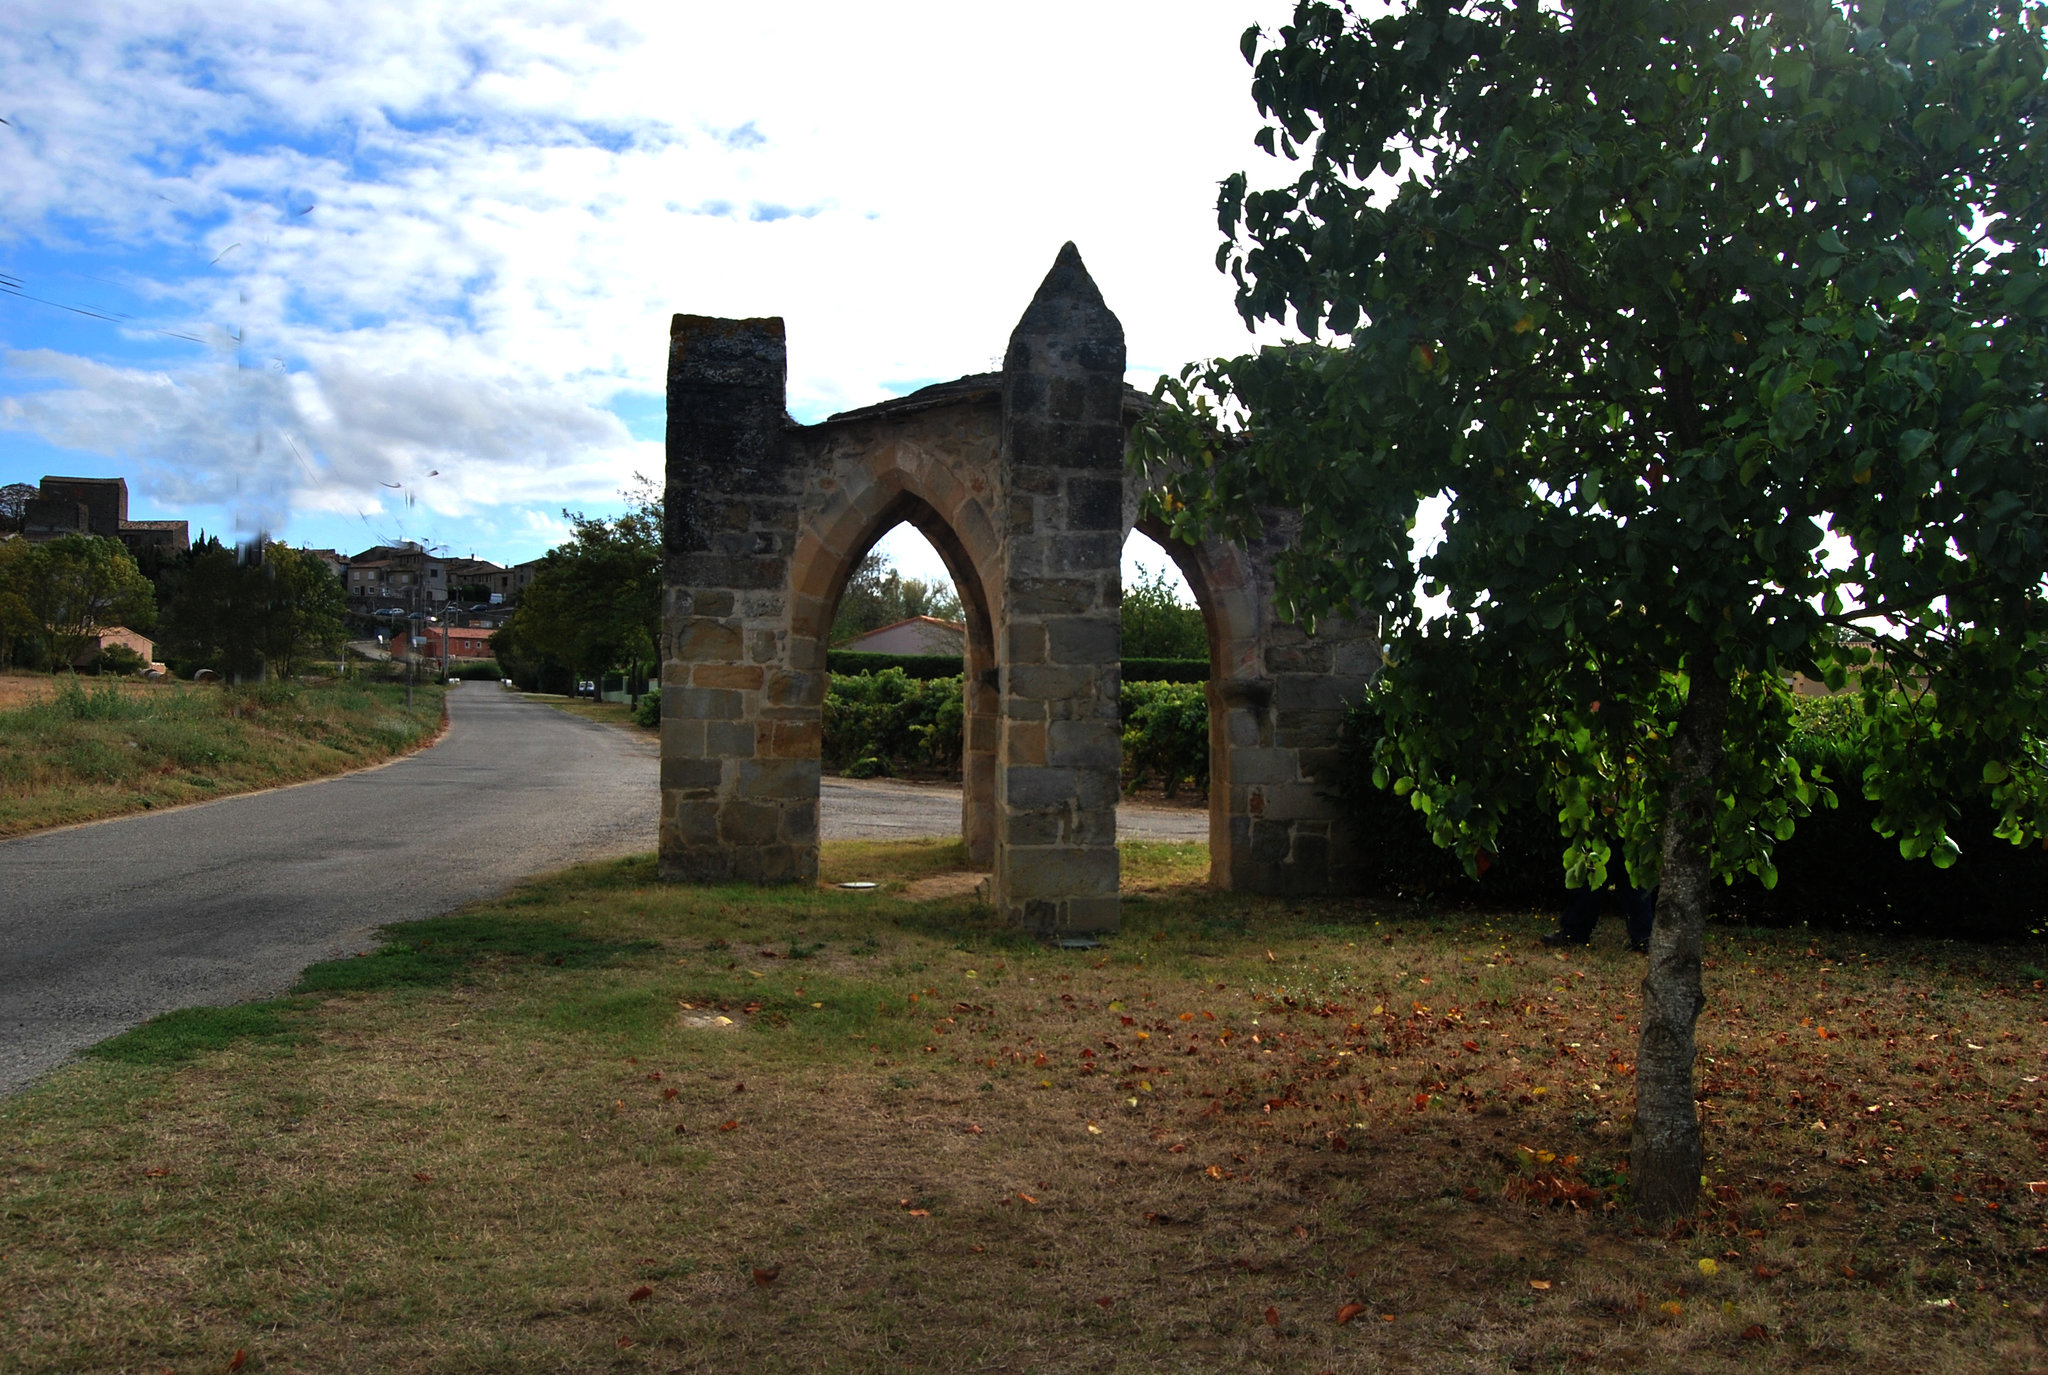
[661,244,1381,931]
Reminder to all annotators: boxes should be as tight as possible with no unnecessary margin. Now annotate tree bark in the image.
[1631,659,1729,1223]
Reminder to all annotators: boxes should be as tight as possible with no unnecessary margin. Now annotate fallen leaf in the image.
[907,1209,930,1217]
[752,1266,780,1286]
[1086,1123,1102,1135]
[143,1167,170,1178]
[1336,1302,1367,1324]
[1265,949,1276,962]
[966,1123,983,1134]
[1741,1324,1768,1342]
[2029,1182,2048,1196]
[663,1087,678,1100]
[1528,1280,1551,1291]
[628,1285,654,1303]
[1017,1192,1038,1205]
[412,1172,433,1183]
[1096,1296,1115,1309]
[1264,1305,1280,1327]
[616,1336,635,1349]
[1660,1301,1683,1317]
[1697,1258,1719,1278]
[228,1353,247,1373]
[719,1120,739,1132]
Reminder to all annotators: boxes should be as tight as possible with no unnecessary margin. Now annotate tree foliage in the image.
[497,490,663,690]
[829,551,964,645]
[3,534,157,669]
[156,538,347,680]
[1122,562,1210,660]
[1142,0,2048,1219]
[0,483,36,534]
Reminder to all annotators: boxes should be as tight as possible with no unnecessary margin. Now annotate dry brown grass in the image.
[1,839,2043,1374]
[0,669,164,711]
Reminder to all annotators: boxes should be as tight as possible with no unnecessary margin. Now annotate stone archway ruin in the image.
[660,244,1380,934]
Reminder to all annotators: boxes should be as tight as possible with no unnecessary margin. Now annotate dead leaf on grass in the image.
[1337,1302,1367,1324]
[1264,1305,1280,1328]
[1528,1280,1551,1291]
[228,1353,247,1373]
[628,1286,653,1304]
[752,1266,780,1286]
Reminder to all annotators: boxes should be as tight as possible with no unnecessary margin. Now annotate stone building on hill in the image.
[21,476,189,555]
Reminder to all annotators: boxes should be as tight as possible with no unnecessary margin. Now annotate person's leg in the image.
[1623,886,1657,951]
[1544,887,1603,945]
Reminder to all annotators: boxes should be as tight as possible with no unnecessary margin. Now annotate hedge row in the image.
[814,668,1210,791]
[823,650,1209,684]
[1335,697,2048,939]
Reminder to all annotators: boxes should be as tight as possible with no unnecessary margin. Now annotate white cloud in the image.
[0,0,1299,557]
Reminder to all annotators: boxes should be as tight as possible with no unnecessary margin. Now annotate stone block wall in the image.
[992,245,1127,935]
[660,314,821,885]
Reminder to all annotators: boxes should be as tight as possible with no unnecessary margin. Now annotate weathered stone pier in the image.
[660,244,1378,934]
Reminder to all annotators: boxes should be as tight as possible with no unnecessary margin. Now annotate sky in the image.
[0,0,1303,598]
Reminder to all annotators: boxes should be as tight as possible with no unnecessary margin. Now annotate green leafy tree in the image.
[1122,562,1209,660]
[1142,0,2048,1219]
[0,537,42,666]
[830,551,964,645]
[155,538,344,680]
[256,545,349,679]
[12,534,156,670]
[499,488,664,693]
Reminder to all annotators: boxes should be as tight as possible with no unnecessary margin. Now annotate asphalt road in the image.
[0,683,659,1096]
[0,685,1207,1095]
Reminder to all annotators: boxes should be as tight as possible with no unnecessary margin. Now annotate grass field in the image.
[1,839,2043,1373]
[0,672,445,838]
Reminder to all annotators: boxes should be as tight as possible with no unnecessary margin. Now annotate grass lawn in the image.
[2,840,2043,1373]
[0,673,445,838]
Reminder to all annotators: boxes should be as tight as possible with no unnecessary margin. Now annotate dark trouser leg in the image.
[1558,888,1603,941]
[1624,886,1657,946]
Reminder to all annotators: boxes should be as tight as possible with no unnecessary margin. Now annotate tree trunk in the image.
[1631,660,1729,1222]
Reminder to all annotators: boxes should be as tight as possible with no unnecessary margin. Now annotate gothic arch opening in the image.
[791,488,999,863]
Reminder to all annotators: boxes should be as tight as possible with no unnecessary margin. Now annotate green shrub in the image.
[451,658,503,681]
[823,669,962,775]
[1120,681,1208,797]
[632,688,661,726]
[1333,692,2048,935]
[93,644,148,676]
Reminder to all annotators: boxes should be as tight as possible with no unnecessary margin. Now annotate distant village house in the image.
[834,615,966,656]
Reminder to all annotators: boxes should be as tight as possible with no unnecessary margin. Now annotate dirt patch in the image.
[0,672,171,711]
[900,871,988,903]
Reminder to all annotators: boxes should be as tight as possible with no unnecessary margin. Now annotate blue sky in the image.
[0,1,1298,594]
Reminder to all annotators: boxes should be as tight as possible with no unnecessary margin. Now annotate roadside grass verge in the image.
[0,675,444,838]
[521,692,653,732]
[2,840,2043,1373]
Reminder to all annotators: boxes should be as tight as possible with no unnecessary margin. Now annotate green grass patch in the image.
[82,999,314,1066]
[0,673,444,837]
[296,911,661,994]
